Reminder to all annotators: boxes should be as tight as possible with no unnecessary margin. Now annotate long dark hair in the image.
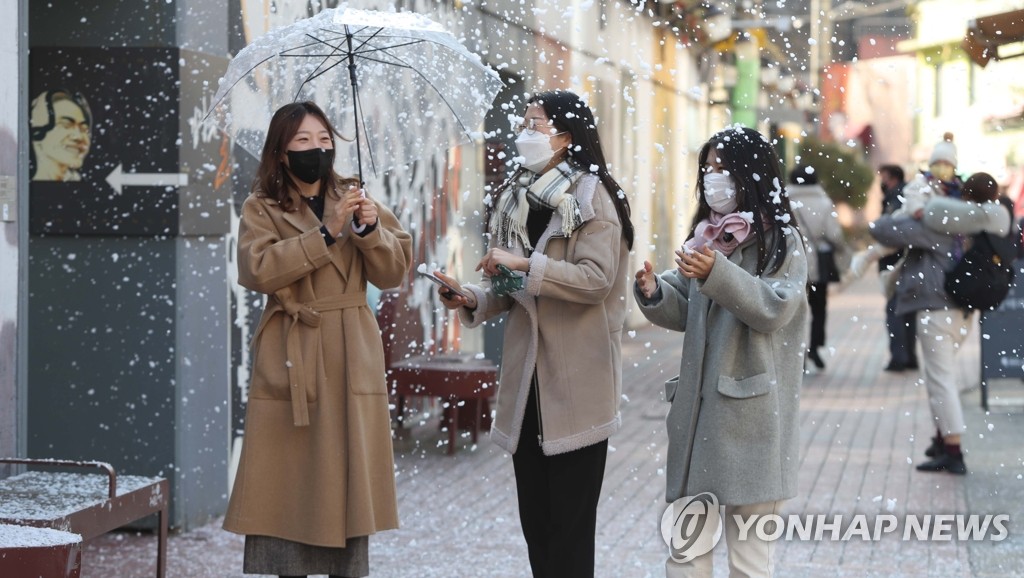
[488,90,635,250]
[693,126,796,276]
[255,101,356,212]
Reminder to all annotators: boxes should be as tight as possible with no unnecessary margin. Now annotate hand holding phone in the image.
[418,270,469,301]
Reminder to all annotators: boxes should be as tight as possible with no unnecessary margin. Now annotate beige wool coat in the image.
[458,174,630,456]
[223,188,412,548]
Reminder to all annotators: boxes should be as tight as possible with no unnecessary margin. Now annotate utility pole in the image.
[809,0,834,100]
[730,0,762,128]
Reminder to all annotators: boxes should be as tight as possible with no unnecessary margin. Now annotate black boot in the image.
[807,348,825,369]
[916,452,967,475]
[924,435,945,458]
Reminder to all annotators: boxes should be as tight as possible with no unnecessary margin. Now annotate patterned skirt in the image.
[243,534,369,577]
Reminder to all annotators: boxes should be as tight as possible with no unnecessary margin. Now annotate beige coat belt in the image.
[252,292,368,426]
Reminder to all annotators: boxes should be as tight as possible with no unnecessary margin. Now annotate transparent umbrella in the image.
[206,7,504,182]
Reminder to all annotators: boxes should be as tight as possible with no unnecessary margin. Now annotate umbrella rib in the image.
[294,37,468,112]
[277,51,415,70]
[350,26,386,54]
[353,54,414,70]
[300,56,353,85]
[367,48,475,136]
[279,36,339,55]
[204,52,283,120]
[351,39,427,56]
[278,31,417,59]
[296,32,421,73]
[290,33,415,86]
[293,33,347,101]
[354,74,378,178]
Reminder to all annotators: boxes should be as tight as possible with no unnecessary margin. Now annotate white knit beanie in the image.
[928,132,957,166]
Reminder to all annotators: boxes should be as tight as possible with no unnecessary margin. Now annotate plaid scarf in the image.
[491,162,584,250]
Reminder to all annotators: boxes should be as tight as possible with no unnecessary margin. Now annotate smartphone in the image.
[418,270,468,300]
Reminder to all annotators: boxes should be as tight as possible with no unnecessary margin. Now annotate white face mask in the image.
[515,130,564,173]
[703,172,738,214]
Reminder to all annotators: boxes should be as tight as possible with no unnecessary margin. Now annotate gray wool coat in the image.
[635,232,808,505]
[870,196,1012,317]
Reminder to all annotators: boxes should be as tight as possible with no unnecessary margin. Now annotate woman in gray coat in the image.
[635,127,808,578]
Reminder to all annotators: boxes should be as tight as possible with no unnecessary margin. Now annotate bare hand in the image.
[676,245,716,279]
[353,189,378,227]
[476,248,529,277]
[434,271,477,310]
[325,186,365,236]
[636,260,658,298]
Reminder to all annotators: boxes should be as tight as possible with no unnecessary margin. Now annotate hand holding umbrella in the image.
[324,186,374,237]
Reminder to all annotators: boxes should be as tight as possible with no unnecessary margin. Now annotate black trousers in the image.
[512,388,608,578]
[885,295,918,365]
[808,282,828,351]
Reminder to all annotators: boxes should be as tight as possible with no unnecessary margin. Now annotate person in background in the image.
[224,101,412,578]
[870,170,1012,475]
[877,164,919,372]
[922,132,963,199]
[788,163,850,370]
[435,90,634,578]
[634,126,808,578]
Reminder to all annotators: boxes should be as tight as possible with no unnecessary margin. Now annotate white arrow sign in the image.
[105,164,189,194]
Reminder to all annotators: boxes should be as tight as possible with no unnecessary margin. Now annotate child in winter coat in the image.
[634,126,809,578]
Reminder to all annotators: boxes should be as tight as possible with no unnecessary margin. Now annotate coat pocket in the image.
[716,373,773,399]
[664,376,680,403]
[249,325,321,402]
[345,313,388,396]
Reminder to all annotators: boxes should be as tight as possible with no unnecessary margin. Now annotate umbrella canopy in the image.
[206,7,504,180]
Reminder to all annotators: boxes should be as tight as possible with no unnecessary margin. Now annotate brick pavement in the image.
[79,275,1024,577]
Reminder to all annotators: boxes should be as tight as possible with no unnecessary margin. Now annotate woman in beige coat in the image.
[436,90,634,578]
[223,102,412,578]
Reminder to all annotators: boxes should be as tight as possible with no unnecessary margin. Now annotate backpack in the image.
[943,198,1019,311]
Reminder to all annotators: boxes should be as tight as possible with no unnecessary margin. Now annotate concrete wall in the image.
[25,1,231,529]
[0,0,25,473]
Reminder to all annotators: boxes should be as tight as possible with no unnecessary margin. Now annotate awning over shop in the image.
[963,8,1024,67]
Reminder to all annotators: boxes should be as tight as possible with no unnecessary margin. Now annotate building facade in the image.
[0,0,711,529]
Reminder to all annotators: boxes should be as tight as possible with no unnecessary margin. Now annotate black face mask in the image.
[286,147,333,184]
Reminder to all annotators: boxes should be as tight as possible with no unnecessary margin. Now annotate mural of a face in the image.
[30,91,92,182]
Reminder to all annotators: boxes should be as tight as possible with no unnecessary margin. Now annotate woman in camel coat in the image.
[437,90,634,578]
[223,102,411,578]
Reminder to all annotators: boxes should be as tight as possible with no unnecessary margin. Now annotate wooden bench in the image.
[376,291,499,454]
[0,523,82,578]
[0,458,168,578]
